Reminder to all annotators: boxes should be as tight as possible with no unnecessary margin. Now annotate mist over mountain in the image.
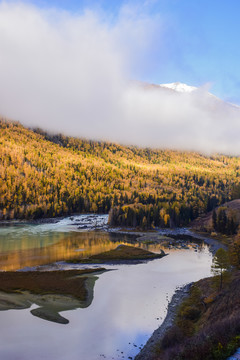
[116,80,240,154]
[3,78,240,155]
[0,3,239,155]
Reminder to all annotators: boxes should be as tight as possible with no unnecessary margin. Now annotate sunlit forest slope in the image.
[0,119,240,226]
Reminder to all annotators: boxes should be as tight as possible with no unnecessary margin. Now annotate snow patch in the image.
[159,82,197,93]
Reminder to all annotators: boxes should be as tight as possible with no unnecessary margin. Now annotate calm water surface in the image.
[0,215,213,360]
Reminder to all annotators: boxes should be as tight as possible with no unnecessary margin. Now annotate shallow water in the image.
[0,215,213,360]
[0,214,138,270]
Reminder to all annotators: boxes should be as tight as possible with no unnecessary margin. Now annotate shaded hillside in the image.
[153,271,240,360]
[191,199,240,233]
[0,119,240,223]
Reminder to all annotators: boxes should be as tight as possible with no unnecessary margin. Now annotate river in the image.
[0,215,213,360]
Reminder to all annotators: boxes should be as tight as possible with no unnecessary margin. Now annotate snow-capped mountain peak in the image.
[159,82,198,93]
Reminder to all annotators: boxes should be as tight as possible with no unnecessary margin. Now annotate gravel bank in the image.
[135,283,192,360]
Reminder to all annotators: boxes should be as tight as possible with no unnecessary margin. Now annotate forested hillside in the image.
[0,119,239,226]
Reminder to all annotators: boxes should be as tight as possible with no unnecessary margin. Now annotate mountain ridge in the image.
[140,80,240,111]
[0,119,239,224]
[159,82,198,93]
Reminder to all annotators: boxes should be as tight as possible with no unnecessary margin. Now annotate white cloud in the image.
[0,2,239,155]
[121,84,240,154]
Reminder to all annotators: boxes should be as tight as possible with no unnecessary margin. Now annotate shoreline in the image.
[65,255,167,266]
[0,214,228,254]
[135,282,192,360]
[157,227,228,254]
[0,217,219,357]
[0,213,97,226]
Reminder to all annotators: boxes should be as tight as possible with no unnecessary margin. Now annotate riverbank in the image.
[0,211,105,226]
[0,268,107,324]
[0,268,105,300]
[0,216,214,359]
[135,283,192,360]
[137,271,240,360]
[134,229,228,360]
[108,226,228,254]
[157,228,228,254]
[0,217,62,226]
[0,214,228,256]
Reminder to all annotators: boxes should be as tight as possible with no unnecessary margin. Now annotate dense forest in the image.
[212,207,238,235]
[0,119,240,226]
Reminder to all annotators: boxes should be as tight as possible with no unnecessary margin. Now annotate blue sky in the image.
[9,0,240,104]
